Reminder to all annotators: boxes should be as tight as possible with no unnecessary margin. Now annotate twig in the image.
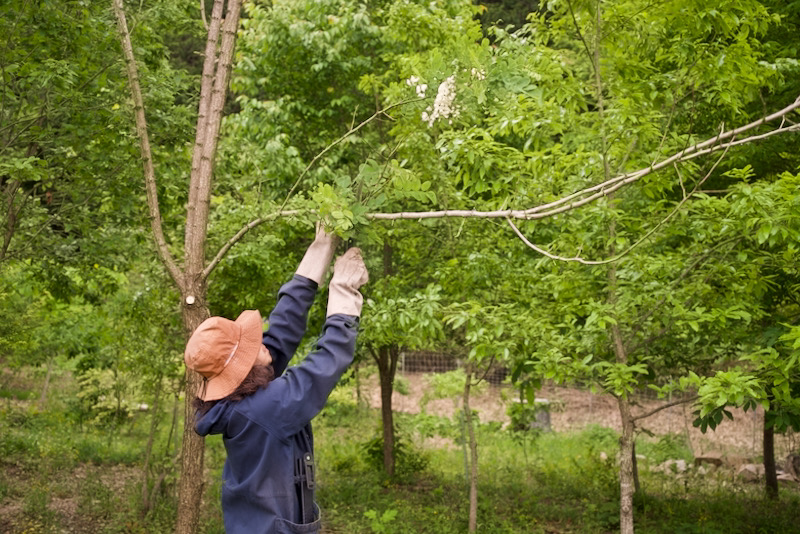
[279,99,416,212]
[632,395,698,422]
[202,209,301,279]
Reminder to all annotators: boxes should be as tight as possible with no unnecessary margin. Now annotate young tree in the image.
[111,0,247,531]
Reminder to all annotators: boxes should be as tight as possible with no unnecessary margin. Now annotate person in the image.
[184,227,368,533]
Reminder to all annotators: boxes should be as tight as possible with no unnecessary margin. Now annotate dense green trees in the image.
[2,0,798,532]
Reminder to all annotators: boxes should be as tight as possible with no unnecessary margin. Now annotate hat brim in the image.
[201,310,263,401]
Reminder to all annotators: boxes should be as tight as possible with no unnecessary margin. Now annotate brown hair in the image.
[193,364,275,417]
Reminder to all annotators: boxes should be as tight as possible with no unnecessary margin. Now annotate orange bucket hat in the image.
[184,310,263,401]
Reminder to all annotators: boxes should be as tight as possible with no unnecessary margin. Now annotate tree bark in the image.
[617,395,636,534]
[175,287,210,534]
[763,413,779,500]
[112,0,181,285]
[463,368,478,533]
[608,228,636,534]
[184,0,242,273]
[1,179,21,263]
[375,239,397,476]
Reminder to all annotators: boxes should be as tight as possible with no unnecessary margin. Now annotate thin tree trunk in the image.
[617,395,636,534]
[608,228,636,534]
[463,368,478,533]
[375,239,397,476]
[38,356,54,410]
[632,440,641,494]
[141,373,163,514]
[112,0,182,285]
[1,179,21,262]
[763,412,778,500]
[375,346,397,477]
[176,301,210,534]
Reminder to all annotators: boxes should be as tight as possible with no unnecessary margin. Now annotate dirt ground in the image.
[358,371,799,460]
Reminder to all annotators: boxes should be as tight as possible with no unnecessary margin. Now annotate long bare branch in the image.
[112,0,181,286]
[366,96,800,221]
[506,132,734,264]
[207,96,798,271]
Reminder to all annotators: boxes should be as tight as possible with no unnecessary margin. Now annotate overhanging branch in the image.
[208,95,798,276]
[506,132,735,264]
[366,96,800,221]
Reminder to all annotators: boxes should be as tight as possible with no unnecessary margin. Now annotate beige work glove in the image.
[295,224,340,284]
[326,248,369,317]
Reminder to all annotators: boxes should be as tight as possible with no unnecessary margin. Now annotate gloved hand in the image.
[327,248,369,317]
[295,223,340,284]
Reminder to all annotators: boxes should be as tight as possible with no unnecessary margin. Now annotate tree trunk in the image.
[1,179,21,263]
[375,346,397,476]
[38,356,54,410]
[632,440,641,494]
[175,296,210,533]
[376,239,397,476]
[141,372,163,514]
[463,368,478,533]
[608,224,636,534]
[617,395,636,534]
[763,414,778,500]
[113,0,243,530]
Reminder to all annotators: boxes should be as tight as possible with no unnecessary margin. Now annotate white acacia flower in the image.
[422,75,458,127]
[470,68,486,80]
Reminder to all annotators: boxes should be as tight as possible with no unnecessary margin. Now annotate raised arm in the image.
[263,226,339,376]
[246,248,369,437]
[262,276,318,377]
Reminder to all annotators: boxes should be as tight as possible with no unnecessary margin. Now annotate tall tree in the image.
[111,0,246,531]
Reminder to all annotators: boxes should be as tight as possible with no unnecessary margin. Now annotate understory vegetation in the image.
[1,366,797,534]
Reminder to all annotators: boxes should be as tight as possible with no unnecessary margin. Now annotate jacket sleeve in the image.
[245,314,359,438]
[262,274,319,377]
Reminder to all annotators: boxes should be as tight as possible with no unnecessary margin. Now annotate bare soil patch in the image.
[358,371,799,459]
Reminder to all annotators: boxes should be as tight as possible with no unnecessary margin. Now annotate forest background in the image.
[1,0,799,532]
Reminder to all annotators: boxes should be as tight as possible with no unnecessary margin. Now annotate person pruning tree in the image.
[184,227,368,533]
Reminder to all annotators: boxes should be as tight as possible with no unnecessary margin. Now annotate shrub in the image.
[363,433,429,481]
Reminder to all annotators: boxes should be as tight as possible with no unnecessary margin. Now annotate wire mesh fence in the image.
[370,350,799,460]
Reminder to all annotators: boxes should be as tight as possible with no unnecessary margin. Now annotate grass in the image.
[1,365,799,533]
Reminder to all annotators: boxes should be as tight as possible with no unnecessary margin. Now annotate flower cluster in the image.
[420,75,459,127]
[470,68,486,80]
[406,76,428,98]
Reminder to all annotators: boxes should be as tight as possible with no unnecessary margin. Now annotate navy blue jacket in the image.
[195,275,358,533]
